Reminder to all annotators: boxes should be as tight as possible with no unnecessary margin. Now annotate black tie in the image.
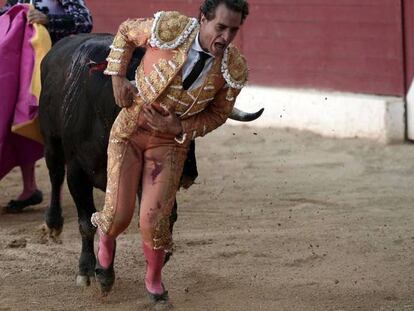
[183,51,211,90]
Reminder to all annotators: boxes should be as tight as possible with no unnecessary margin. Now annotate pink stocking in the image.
[143,242,165,294]
[98,230,116,269]
[19,162,37,200]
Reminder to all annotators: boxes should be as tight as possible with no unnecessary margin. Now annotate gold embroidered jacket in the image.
[104,11,248,143]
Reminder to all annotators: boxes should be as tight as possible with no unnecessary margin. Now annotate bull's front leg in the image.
[66,160,97,287]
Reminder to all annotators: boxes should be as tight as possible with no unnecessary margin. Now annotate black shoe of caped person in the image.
[95,242,116,295]
[5,190,43,213]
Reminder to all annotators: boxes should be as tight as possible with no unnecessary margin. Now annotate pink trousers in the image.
[92,117,189,251]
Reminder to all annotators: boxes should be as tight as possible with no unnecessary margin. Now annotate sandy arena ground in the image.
[1,125,414,311]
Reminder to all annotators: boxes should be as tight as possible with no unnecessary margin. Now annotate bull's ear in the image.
[229,107,264,122]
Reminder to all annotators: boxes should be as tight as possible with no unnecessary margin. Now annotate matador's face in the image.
[199,3,242,58]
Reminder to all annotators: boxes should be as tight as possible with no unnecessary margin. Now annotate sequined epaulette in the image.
[149,11,199,50]
[221,44,248,89]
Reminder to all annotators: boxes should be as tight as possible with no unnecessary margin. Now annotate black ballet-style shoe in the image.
[95,242,116,295]
[5,190,43,213]
[147,283,169,304]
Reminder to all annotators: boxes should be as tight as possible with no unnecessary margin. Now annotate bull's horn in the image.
[229,107,264,122]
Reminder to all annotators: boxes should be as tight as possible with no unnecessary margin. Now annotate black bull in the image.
[38,33,263,286]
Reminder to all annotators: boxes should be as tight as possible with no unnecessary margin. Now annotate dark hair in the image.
[199,0,249,24]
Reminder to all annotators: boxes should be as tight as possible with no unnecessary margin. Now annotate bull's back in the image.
[38,34,144,188]
[39,34,115,139]
[39,34,117,188]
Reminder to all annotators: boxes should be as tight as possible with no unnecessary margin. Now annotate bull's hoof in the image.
[76,275,93,287]
[40,223,63,243]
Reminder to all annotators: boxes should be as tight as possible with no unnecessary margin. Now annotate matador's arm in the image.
[104,18,153,76]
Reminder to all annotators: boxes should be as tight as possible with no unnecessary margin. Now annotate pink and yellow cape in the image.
[0,4,51,180]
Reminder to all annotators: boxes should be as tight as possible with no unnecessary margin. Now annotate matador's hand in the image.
[142,104,183,136]
[112,76,137,108]
[27,9,49,25]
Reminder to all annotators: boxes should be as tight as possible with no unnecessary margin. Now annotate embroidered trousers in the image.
[92,107,189,250]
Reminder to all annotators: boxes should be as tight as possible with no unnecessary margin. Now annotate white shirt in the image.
[181,33,215,90]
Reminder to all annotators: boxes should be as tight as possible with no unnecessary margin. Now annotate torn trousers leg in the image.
[139,140,188,251]
[91,126,189,249]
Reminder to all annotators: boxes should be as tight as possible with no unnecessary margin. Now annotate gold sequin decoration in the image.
[155,12,192,44]
[135,24,199,104]
[226,45,248,86]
